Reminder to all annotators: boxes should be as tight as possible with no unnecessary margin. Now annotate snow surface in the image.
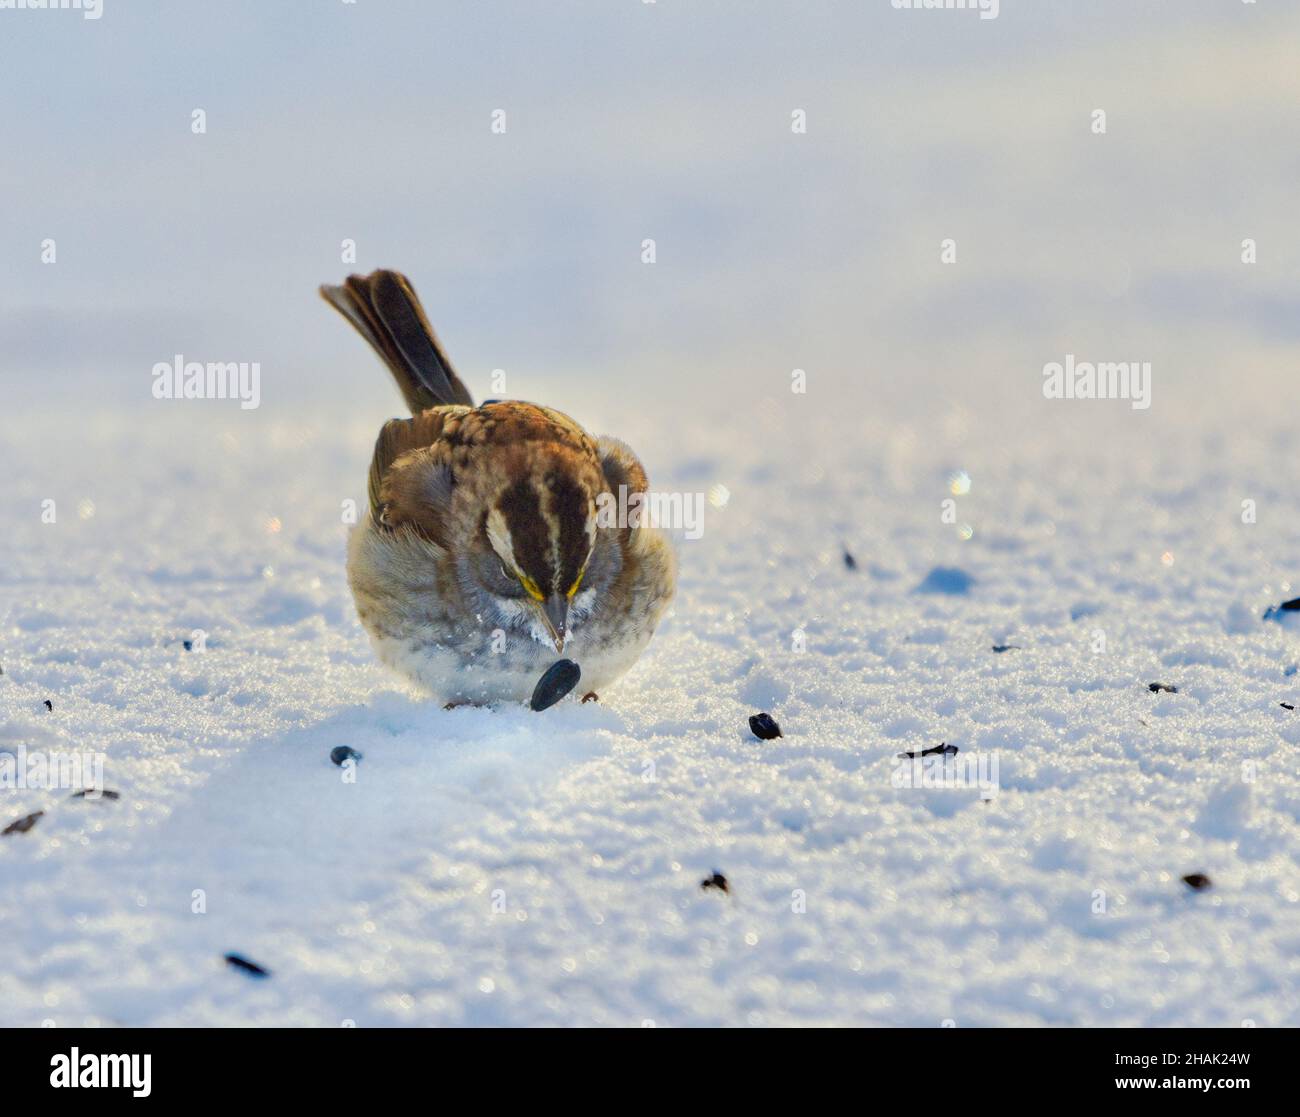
[2,394,1299,1028]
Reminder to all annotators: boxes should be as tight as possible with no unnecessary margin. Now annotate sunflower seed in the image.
[898,742,959,759]
[1181,873,1212,892]
[224,953,271,978]
[530,659,581,711]
[700,871,729,895]
[1148,682,1178,694]
[748,712,783,740]
[330,745,363,767]
[1262,597,1300,620]
[3,811,44,836]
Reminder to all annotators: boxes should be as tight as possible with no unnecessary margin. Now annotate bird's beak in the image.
[536,593,569,653]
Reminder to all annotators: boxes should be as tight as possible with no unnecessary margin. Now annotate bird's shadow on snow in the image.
[144,691,620,934]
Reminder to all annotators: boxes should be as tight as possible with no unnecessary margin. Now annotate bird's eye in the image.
[482,556,525,599]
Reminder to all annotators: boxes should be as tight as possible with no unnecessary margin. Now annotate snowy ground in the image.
[2,387,1299,1028]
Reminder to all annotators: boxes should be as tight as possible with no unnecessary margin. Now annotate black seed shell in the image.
[224,953,271,978]
[531,659,582,711]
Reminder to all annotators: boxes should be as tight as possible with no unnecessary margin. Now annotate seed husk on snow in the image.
[43,699,52,712]
[749,713,782,740]
[1281,703,1295,711]
[991,644,1020,653]
[3,811,44,836]
[1182,873,1212,892]
[843,549,858,571]
[70,789,120,801]
[1148,682,1178,694]
[530,659,582,711]
[898,743,959,760]
[224,953,271,978]
[700,871,730,895]
[330,745,363,767]
[1263,596,1300,620]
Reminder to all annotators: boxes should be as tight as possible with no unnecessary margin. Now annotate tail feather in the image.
[320,269,474,414]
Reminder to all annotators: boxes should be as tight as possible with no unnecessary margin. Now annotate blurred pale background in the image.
[1,0,1297,452]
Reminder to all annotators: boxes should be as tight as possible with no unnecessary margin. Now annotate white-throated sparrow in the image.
[320,269,676,705]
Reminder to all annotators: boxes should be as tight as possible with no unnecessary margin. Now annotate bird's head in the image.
[479,458,605,652]
[378,402,630,652]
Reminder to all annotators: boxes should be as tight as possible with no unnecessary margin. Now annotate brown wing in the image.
[596,435,649,496]
[595,436,652,550]
[367,407,471,539]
